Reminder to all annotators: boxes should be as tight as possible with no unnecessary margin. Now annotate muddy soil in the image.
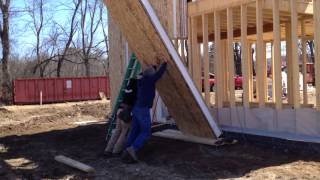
[1,101,320,180]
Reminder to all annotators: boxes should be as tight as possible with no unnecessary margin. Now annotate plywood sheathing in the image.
[104,0,220,138]
[108,0,172,108]
[108,18,126,108]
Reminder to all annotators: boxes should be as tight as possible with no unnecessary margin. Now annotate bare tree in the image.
[79,0,102,77]
[56,0,81,77]
[26,0,46,77]
[0,0,11,104]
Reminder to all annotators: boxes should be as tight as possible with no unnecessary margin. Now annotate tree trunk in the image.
[57,58,63,77]
[84,59,90,77]
[1,2,11,104]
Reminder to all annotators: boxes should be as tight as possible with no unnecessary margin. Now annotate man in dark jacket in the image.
[122,55,167,163]
[104,78,137,156]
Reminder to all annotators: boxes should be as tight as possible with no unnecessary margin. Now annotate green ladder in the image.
[106,54,141,140]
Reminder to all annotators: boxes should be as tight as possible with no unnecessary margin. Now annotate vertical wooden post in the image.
[188,17,193,76]
[214,10,223,108]
[273,0,282,109]
[256,0,265,107]
[202,14,210,106]
[191,17,201,92]
[221,40,229,102]
[271,42,276,102]
[285,22,293,105]
[301,19,308,105]
[181,40,186,65]
[314,0,320,110]
[263,42,268,100]
[248,43,254,101]
[227,8,236,107]
[241,4,249,107]
[290,0,300,109]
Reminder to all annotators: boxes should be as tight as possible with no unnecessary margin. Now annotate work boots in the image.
[121,147,138,164]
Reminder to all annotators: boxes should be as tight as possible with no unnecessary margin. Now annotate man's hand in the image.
[156,53,168,64]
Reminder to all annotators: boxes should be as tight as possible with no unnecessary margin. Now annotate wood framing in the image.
[256,0,265,107]
[214,10,223,108]
[273,0,282,109]
[202,14,210,105]
[227,8,235,107]
[188,0,313,17]
[241,4,249,107]
[191,17,202,92]
[290,0,300,109]
[248,43,254,101]
[314,0,320,111]
[285,22,293,105]
[301,19,308,105]
[104,0,222,138]
[187,17,193,75]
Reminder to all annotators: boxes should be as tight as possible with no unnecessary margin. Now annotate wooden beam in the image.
[188,17,193,75]
[191,17,201,92]
[290,0,301,109]
[202,14,210,105]
[241,4,249,107]
[221,40,229,102]
[271,42,276,103]
[273,0,282,109]
[55,155,95,173]
[198,23,274,42]
[314,0,320,111]
[263,42,268,100]
[227,8,236,107]
[286,22,293,105]
[248,43,254,101]
[301,19,308,105]
[188,0,256,17]
[214,10,223,108]
[256,0,265,107]
[188,0,313,17]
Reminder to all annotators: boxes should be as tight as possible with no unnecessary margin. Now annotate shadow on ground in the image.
[1,123,320,179]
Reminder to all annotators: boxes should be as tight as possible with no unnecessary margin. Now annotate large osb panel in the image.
[108,18,126,108]
[104,0,220,138]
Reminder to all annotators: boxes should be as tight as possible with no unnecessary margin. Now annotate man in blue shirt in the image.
[122,55,168,163]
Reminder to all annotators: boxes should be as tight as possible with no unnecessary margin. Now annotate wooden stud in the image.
[273,0,282,109]
[263,42,268,100]
[290,0,300,109]
[202,14,210,106]
[256,0,265,107]
[241,4,249,107]
[301,19,308,105]
[285,22,293,105]
[188,0,314,17]
[214,10,223,108]
[314,0,320,110]
[188,17,193,76]
[227,8,236,107]
[271,42,276,103]
[191,17,201,92]
[221,40,229,102]
[248,43,254,101]
[181,40,186,65]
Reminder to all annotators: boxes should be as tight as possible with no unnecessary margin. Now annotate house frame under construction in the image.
[106,0,320,143]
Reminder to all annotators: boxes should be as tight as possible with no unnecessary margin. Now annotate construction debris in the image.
[54,155,95,173]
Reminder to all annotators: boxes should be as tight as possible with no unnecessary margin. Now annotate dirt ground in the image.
[1,100,320,180]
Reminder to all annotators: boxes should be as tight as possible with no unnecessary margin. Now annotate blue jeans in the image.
[126,107,151,151]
